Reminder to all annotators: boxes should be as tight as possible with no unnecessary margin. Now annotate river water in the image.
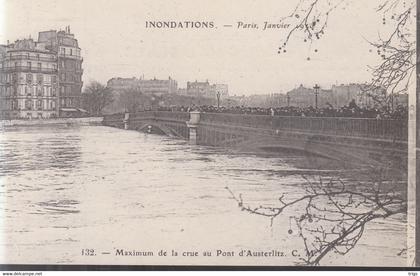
[0,125,407,266]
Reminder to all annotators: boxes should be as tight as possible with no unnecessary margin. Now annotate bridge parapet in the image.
[103,113,125,122]
[102,111,407,163]
[102,113,125,128]
[130,111,189,122]
[103,111,407,141]
[200,113,407,141]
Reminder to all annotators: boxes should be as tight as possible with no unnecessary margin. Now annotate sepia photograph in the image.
[0,0,417,269]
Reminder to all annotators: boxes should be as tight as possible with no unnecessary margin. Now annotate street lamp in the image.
[313,84,320,109]
[286,93,290,107]
[216,91,221,109]
[390,93,394,112]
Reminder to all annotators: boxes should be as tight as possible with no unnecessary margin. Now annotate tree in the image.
[82,81,114,115]
[226,166,406,266]
[118,86,153,113]
[267,0,415,265]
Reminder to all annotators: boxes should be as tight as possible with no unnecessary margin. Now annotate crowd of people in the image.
[157,100,408,120]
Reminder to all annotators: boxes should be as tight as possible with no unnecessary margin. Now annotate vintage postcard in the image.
[0,0,417,269]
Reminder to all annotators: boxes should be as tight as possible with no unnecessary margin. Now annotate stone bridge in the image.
[102,111,408,165]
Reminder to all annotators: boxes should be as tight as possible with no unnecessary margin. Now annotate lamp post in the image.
[313,84,320,109]
[286,93,290,107]
[216,91,221,109]
[390,93,394,112]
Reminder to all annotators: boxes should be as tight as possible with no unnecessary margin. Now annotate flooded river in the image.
[0,125,406,266]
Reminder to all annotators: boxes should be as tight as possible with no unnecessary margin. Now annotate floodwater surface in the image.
[0,125,407,266]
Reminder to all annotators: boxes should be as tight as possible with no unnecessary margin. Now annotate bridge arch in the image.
[228,135,392,166]
[131,120,187,139]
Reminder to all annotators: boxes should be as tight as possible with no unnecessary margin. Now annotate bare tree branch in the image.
[278,0,415,110]
[226,171,406,265]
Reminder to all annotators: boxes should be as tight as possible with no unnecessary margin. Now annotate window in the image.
[37,74,43,84]
[27,62,31,68]
[36,54,40,60]
[70,49,73,56]
[52,75,57,83]
[26,74,33,83]
[37,63,41,69]
[25,100,32,110]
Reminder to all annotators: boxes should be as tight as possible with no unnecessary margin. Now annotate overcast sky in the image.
[1,0,394,95]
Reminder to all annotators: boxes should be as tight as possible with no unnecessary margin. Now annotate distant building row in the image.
[107,77,228,99]
[287,84,408,108]
[0,26,83,119]
[107,76,178,95]
[239,84,408,109]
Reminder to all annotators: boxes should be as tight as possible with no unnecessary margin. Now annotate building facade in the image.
[186,80,229,99]
[286,84,333,108]
[214,84,229,98]
[331,84,365,108]
[0,26,83,119]
[240,93,287,108]
[107,76,178,96]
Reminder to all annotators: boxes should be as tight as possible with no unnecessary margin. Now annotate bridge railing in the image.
[103,111,407,141]
[129,111,156,120]
[153,111,190,122]
[102,113,125,123]
[200,113,407,141]
[129,111,189,122]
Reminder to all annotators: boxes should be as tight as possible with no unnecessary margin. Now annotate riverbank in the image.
[0,117,103,128]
